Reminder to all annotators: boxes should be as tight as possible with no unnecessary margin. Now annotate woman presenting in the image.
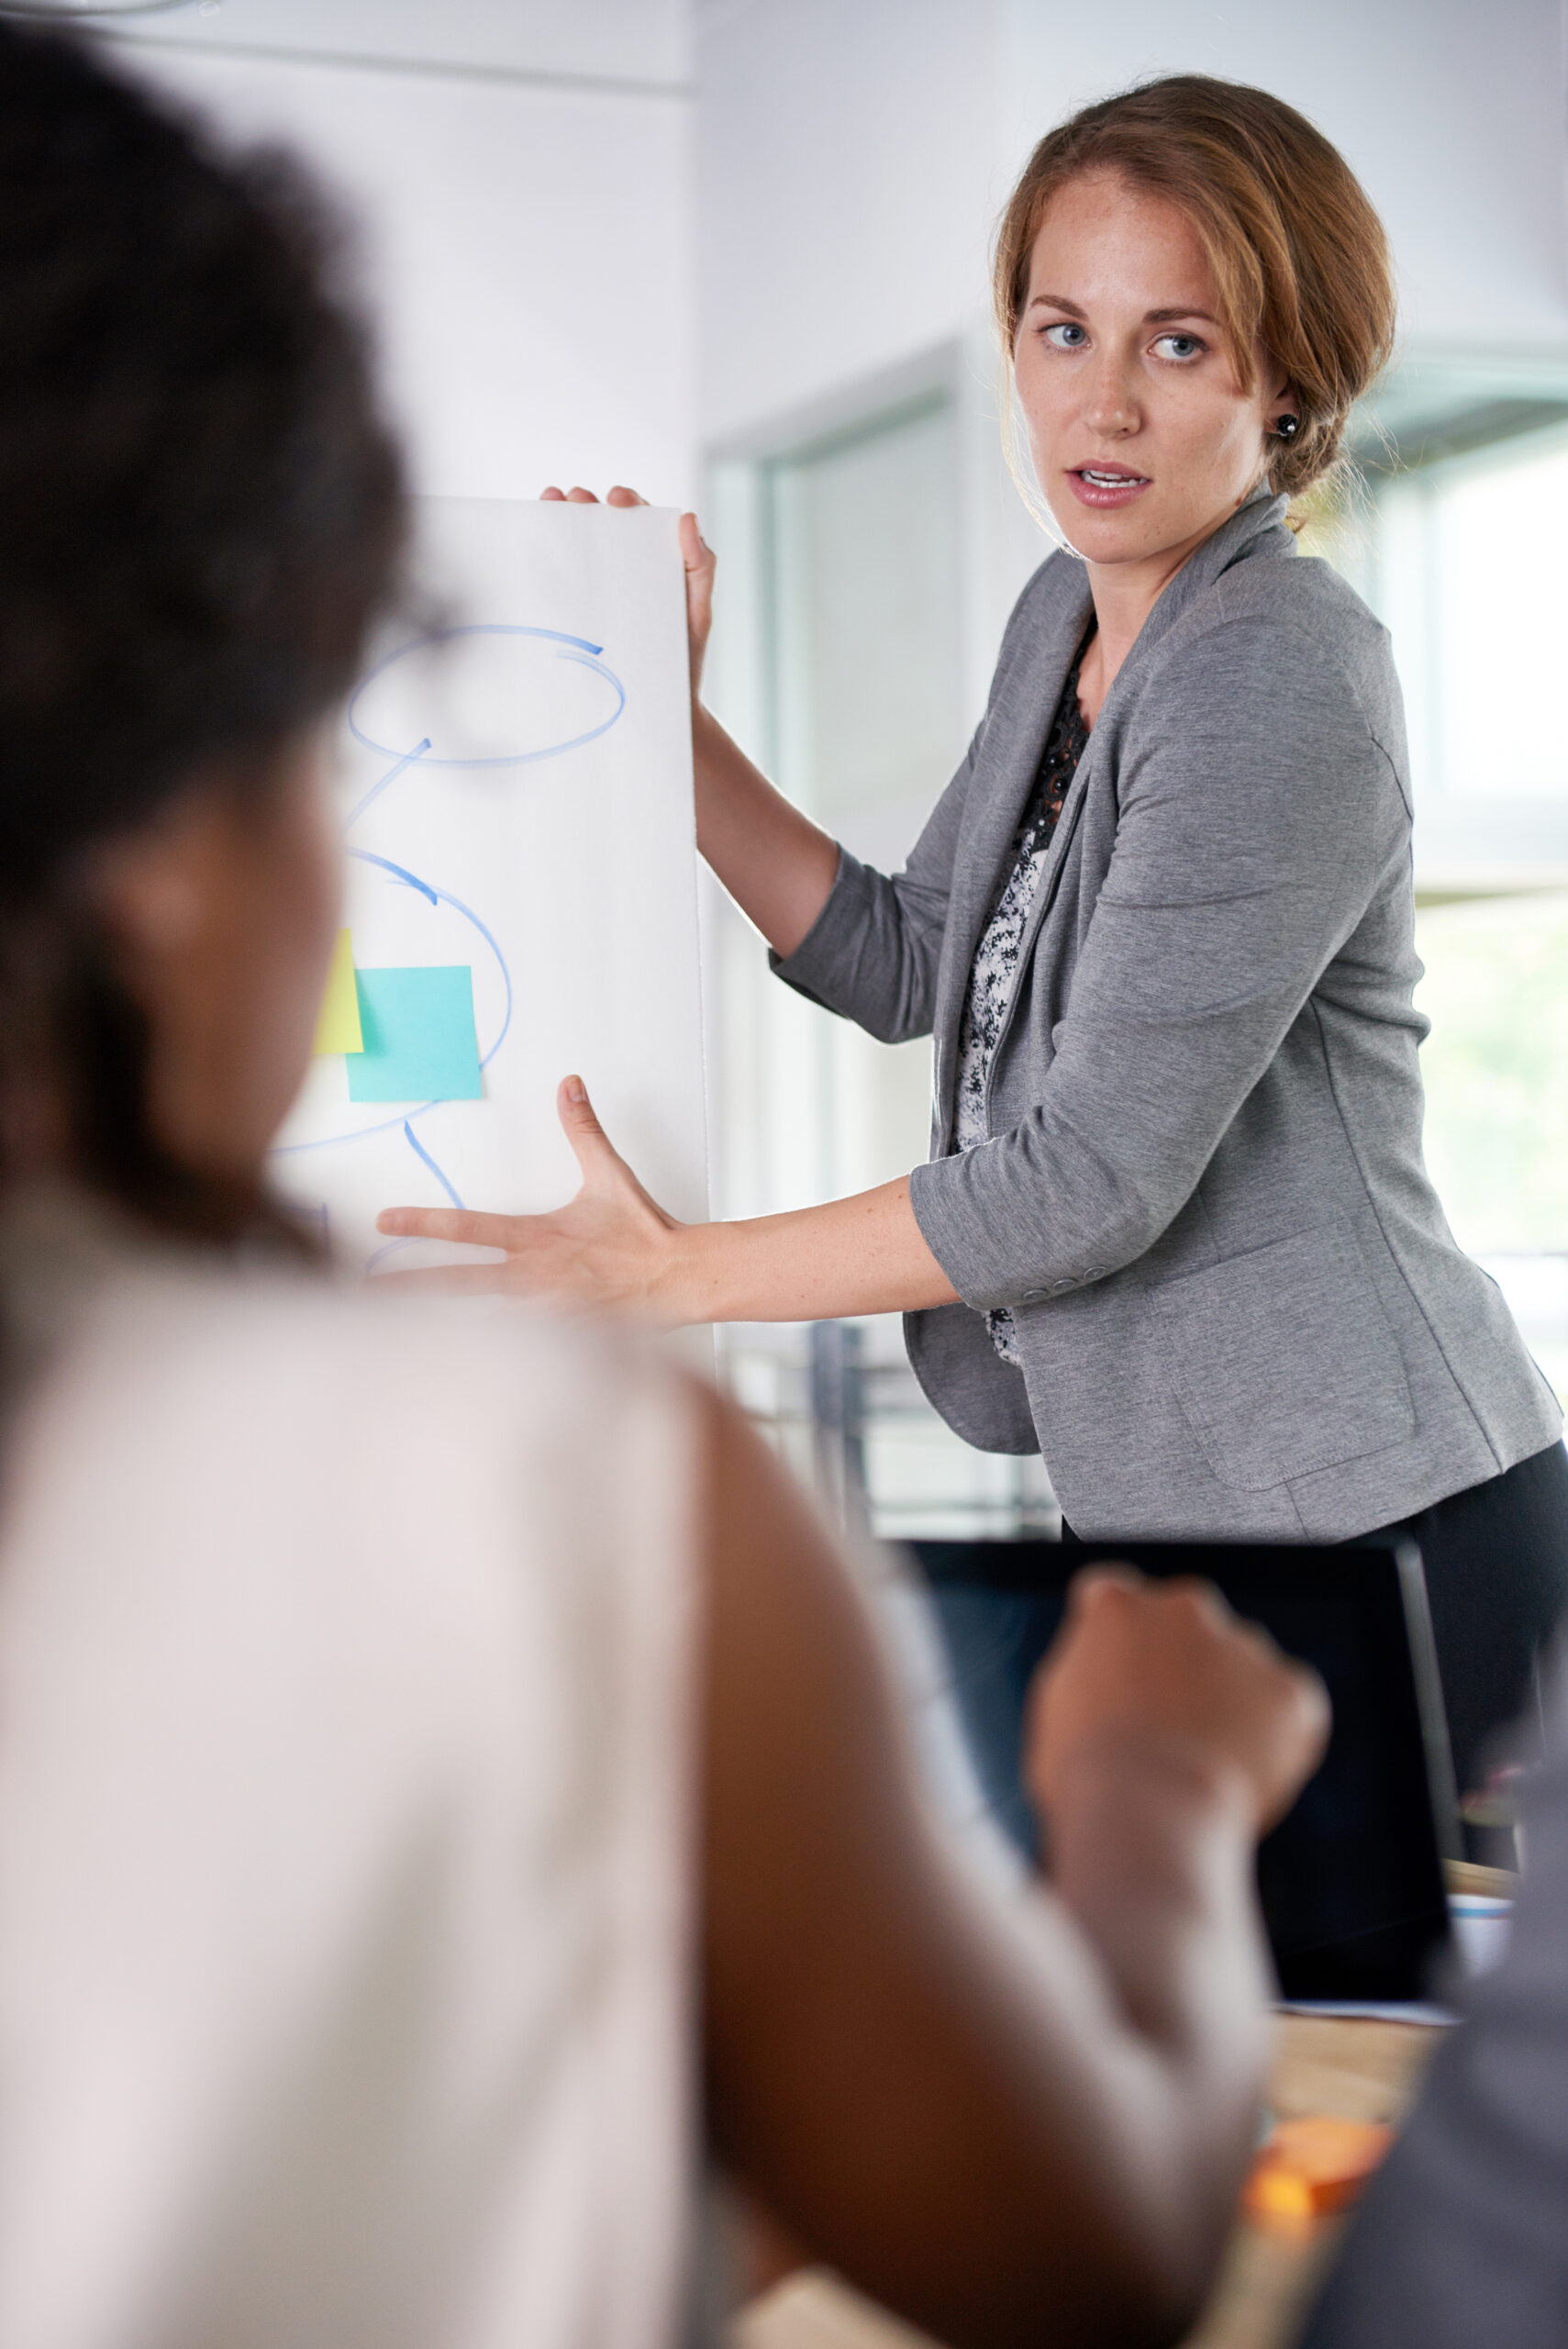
[385,74,1566,1808]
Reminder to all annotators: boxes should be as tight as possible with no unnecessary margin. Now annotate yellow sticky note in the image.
[313,929,364,1056]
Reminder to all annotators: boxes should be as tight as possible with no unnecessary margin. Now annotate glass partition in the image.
[705,374,1060,1534]
[1328,353,1568,1399]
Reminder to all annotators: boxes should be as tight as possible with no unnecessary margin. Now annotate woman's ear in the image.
[91,841,201,960]
[1263,363,1296,432]
[83,794,222,995]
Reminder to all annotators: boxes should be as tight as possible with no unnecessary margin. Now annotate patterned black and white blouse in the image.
[955,636,1094,1364]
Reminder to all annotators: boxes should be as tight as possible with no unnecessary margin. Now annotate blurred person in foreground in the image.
[0,29,1325,2349]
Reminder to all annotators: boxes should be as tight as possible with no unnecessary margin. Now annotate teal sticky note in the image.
[347,966,483,1103]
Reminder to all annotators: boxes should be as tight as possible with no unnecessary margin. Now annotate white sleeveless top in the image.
[0,1233,701,2349]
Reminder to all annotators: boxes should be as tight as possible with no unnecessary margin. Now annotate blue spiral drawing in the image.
[273,620,627,1238]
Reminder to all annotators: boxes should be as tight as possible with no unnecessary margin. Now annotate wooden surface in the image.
[731,2013,1441,2349]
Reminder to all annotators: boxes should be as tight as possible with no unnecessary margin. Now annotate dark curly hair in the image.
[0,25,406,1245]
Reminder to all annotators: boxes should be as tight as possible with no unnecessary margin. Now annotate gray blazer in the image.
[775,491,1562,1540]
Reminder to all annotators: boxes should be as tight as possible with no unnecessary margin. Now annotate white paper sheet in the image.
[272,498,707,1272]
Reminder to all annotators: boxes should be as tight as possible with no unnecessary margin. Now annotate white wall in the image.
[112,7,695,505]
[117,0,689,86]
[697,0,1004,443]
[999,0,1568,352]
[697,0,1568,443]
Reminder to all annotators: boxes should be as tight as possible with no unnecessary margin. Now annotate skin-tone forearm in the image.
[1048,1742,1273,2058]
[701,1397,1328,2348]
[1012,1571,1327,2297]
[1040,1743,1276,2279]
[662,1177,958,1320]
[691,702,840,959]
[376,1080,961,1318]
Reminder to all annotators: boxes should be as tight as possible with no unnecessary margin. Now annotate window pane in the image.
[1432,439,1568,798]
[770,395,967,870]
[1415,890,1568,1252]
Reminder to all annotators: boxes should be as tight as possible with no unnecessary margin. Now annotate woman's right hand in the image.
[541,483,717,698]
[1026,1565,1329,1837]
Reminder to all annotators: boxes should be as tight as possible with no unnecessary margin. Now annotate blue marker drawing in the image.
[345,736,431,833]
[401,1119,464,1210]
[275,610,628,1252]
[349,846,438,909]
[347,624,625,767]
[347,851,513,1071]
[361,1131,464,1275]
[364,1236,417,1275]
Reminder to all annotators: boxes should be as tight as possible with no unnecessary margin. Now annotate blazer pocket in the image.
[1151,1219,1416,1492]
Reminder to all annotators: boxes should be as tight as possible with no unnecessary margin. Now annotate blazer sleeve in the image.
[908,619,1407,1309]
[768,721,982,1046]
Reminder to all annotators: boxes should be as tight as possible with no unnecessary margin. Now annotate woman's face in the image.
[90,737,341,1186]
[1013,169,1287,572]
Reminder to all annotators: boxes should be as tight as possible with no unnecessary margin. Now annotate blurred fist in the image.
[1026,1566,1329,1837]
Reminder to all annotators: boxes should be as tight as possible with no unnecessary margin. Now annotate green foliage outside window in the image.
[1416,892,1568,1400]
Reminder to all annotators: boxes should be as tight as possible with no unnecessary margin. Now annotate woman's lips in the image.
[1066,465,1151,509]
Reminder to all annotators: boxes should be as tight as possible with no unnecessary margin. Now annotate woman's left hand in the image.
[373,1076,685,1314]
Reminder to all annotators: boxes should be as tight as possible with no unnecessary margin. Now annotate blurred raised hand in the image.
[1027,1565,1329,1838]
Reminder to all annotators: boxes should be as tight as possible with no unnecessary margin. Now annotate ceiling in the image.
[0,0,692,89]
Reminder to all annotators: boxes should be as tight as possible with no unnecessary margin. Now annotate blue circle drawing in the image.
[347,623,626,767]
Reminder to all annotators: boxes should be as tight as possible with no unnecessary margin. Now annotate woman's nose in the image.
[1082,358,1140,437]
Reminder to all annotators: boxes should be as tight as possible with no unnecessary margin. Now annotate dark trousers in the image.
[927,1441,1568,1858]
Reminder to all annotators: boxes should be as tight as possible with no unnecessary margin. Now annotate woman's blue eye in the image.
[1043,321,1088,350]
[1153,332,1204,361]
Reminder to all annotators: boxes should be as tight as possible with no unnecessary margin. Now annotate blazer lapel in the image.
[929,492,1292,1141]
[932,562,1094,1060]
[1124,487,1293,670]
[995,495,1292,1031]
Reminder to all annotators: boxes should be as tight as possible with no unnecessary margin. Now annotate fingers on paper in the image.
[557,1076,620,1164]
[538,484,650,509]
[679,510,715,562]
[375,1205,507,1248]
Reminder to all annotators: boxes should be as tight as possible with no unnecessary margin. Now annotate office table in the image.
[731,2012,1442,2349]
